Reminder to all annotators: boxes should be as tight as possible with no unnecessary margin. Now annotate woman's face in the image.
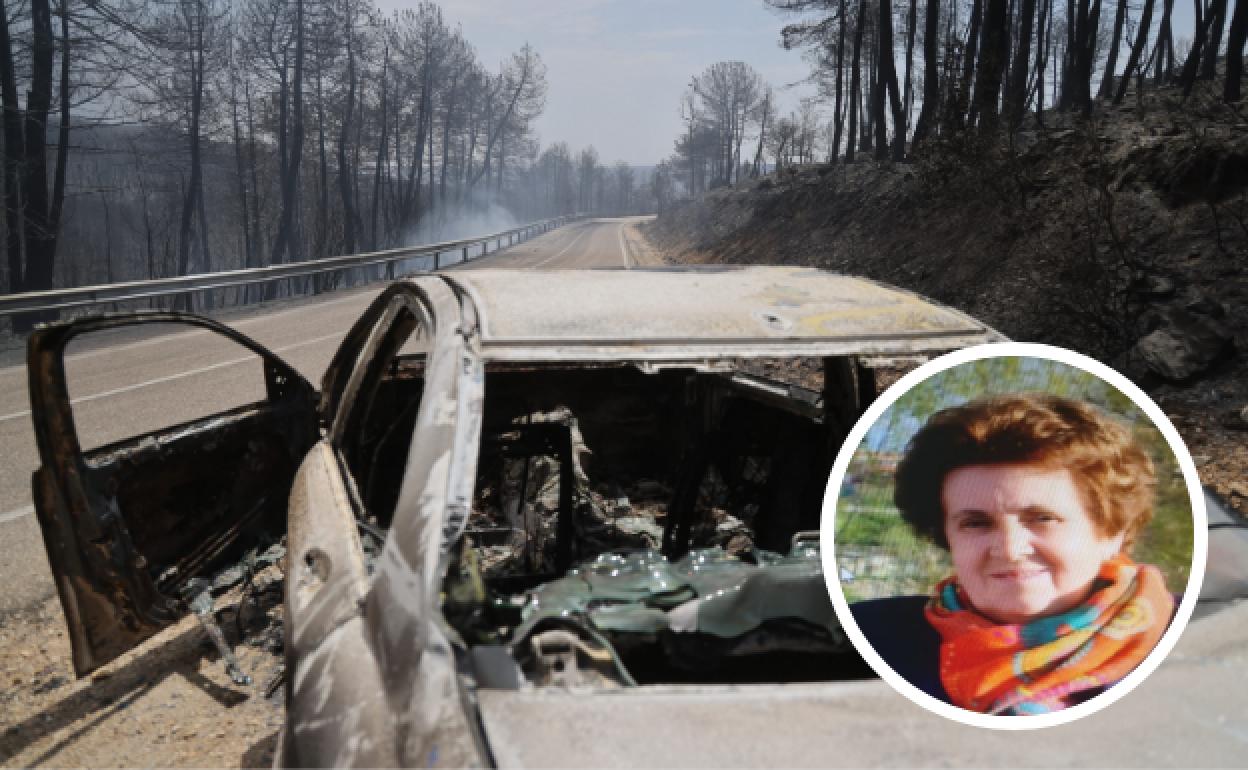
[941,463,1125,625]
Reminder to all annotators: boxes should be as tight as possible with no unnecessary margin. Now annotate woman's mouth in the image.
[990,568,1048,582]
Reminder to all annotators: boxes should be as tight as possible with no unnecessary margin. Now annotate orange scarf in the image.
[925,556,1173,715]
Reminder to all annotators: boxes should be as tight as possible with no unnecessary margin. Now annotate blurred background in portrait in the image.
[834,357,1193,602]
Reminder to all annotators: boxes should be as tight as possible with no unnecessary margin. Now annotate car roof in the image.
[436,266,1003,361]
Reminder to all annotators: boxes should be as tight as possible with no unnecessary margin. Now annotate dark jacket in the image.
[849,596,950,703]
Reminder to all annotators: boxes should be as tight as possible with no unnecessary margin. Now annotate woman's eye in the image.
[960,518,992,530]
[1027,512,1061,525]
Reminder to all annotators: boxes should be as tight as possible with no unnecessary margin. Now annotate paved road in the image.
[0,217,654,616]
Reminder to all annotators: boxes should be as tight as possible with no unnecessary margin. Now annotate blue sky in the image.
[380,0,1200,167]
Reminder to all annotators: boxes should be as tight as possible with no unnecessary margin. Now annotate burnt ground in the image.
[646,80,1248,517]
[0,570,286,768]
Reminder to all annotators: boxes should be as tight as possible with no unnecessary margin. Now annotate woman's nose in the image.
[992,519,1034,560]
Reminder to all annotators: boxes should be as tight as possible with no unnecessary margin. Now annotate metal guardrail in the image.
[0,215,579,318]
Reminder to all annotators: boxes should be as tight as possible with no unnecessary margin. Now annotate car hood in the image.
[476,599,1248,767]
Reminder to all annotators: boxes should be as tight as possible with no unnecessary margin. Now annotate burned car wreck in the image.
[28,267,1002,767]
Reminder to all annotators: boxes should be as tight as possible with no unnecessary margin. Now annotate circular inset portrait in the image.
[821,343,1206,729]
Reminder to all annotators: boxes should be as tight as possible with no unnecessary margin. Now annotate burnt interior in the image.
[358,357,877,688]
[82,396,318,600]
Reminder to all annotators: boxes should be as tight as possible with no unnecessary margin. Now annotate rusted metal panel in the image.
[358,275,489,767]
[26,312,317,677]
[440,267,1003,360]
[283,442,397,768]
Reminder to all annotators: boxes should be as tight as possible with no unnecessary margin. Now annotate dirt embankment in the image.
[646,83,1248,512]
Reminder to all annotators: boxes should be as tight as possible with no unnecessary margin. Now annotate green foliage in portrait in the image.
[835,357,1194,599]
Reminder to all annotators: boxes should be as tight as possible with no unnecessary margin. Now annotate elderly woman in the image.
[850,393,1175,715]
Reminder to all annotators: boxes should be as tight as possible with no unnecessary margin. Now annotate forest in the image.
[658,0,1244,196]
[0,0,653,322]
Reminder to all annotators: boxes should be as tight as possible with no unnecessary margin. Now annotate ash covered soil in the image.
[647,81,1248,516]
[0,569,287,768]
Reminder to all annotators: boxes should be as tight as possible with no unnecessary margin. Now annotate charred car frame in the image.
[28,267,1003,766]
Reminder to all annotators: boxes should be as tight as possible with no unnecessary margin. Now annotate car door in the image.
[28,312,320,677]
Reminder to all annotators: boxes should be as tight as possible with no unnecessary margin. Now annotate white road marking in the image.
[0,504,34,524]
[0,330,344,425]
[533,226,590,268]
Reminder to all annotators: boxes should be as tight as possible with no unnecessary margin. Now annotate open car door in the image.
[27,313,320,677]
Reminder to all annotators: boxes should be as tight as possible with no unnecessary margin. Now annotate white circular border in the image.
[820,342,1208,730]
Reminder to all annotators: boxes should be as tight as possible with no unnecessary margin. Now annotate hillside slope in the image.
[647,83,1247,510]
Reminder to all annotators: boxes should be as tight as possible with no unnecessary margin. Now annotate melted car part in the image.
[450,543,850,687]
[437,359,864,687]
[184,578,252,686]
[522,628,635,689]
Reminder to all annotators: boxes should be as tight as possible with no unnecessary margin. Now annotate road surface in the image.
[0,216,656,616]
[2,214,1247,768]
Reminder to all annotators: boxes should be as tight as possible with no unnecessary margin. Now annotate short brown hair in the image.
[893,393,1156,550]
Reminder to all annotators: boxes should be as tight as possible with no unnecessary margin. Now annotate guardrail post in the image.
[433,251,440,270]
[462,245,469,264]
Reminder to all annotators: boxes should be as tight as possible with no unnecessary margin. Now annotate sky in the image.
[377,0,820,166]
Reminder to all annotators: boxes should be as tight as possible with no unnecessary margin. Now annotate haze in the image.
[378,0,818,166]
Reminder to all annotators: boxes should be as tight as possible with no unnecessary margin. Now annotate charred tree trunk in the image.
[440,72,459,206]
[338,11,358,255]
[1066,0,1101,113]
[1033,0,1053,118]
[196,161,212,310]
[371,49,389,250]
[245,78,263,280]
[1178,0,1213,95]
[50,0,67,262]
[911,0,942,146]
[0,0,22,295]
[175,0,207,311]
[973,0,1010,129]
[832,4,847,159]
[874,0,907,160]
[271,0,305,276]
[1199,0,1228,80]
[863,24,877,152]
[231,73,253,273]
[16,0,58,317]
[1058,0,1076,106]
[315,62,329,260]
[1097,0,1129,99]
[903,0,917,133]
[1152,0,1175,81]
[1114,0,1156,102]
[1007,0,1038,126]
[962,0,985,121]
[847,0,866,162]
[1227,0,1247,101]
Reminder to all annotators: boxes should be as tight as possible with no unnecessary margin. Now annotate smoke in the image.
[400,192,523,249]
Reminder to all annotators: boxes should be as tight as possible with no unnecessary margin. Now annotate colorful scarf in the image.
[925,556,1174,715]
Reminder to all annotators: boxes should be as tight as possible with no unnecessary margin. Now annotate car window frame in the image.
[26,311,318,676]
